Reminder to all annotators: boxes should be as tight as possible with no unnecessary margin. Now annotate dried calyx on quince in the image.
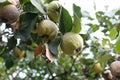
[60,32,83,55]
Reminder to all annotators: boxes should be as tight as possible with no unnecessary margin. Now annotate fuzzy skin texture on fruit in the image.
[47,1,61,23]
[110,60,120,79]
[0,4,19,24]
[60,32,83,55]
[36,20,58,40]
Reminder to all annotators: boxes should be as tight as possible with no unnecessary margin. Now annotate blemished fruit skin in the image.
[13,47,25,58]
[47,1,61,23]
[60,32,83,55]
[93,62,103,73]
[110,61,120,78]
[36,20,58,40]
[0,4,19,24]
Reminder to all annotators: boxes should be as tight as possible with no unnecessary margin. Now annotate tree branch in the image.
[69,52,81,72]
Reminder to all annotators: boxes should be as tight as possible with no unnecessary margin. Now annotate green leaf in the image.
[95,11,104,22]
[0,0,11,7]
[87,23,99,32]
[23,2,39,13]
[98,54,112,63]
[0,57,3,62]
[115,10,120,15]
[59,7,72,34]
[19,0,30,4]
[114,37,120,53]
[26,50,34,61]
[43,0,53,3]
[102,38,110,46]
[72,14,81,33]
[30,0,46,14]
[5,58,14,69]
[48,37,60,57]
[0,36,17,58]
[109,27,118,40]
[73,4,82,18]
[7,36,17,50]
[15,13,37,41]
[80,58,94,65]
[88,17,94,20]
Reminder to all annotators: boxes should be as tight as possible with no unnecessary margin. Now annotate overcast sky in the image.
[59,0,120,16]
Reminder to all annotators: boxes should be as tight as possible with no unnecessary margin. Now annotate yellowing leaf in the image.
[34,43,43,57]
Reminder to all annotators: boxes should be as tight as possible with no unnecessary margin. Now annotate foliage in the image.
[0,0,120,80]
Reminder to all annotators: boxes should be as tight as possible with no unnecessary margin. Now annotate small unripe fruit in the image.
[36,20,58,40]
[0,4,19,24]
[60,32,83,55]
[13,47,25,58]
[47,1,61,23]
[110,61,120,79]
[93,62,103,73]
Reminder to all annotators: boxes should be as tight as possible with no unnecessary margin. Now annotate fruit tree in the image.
[0,0,120,80]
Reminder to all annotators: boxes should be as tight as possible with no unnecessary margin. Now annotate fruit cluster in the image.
[94,60,120,80]
[0,0,84,58]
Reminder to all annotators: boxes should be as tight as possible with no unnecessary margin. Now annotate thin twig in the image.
[70,52,81,72]
[45,59,54,79]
